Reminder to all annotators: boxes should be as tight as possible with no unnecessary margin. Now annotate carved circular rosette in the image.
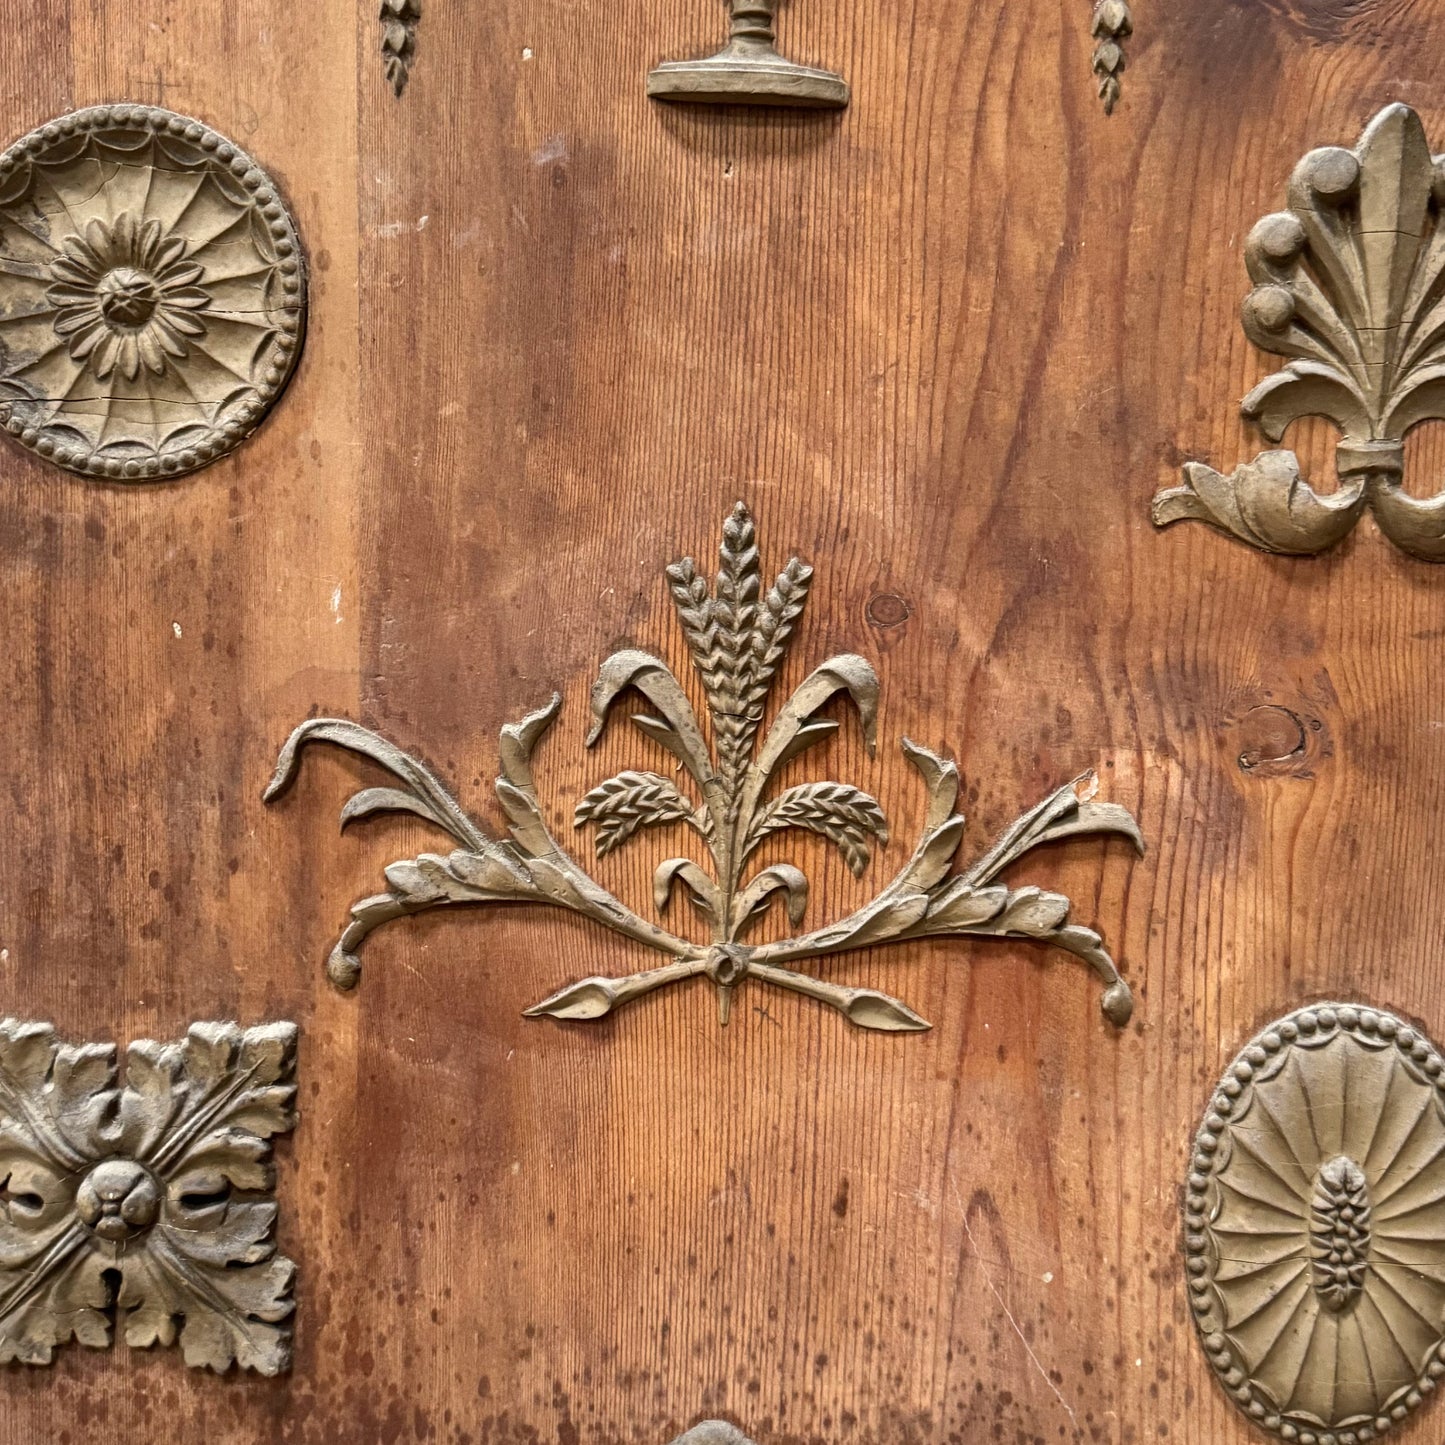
[1186,1004,1445,1442]
[74,1159,162,1243]
[0,104,305,481]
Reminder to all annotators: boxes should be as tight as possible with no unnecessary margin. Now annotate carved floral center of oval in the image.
[75,1158,161,1242]
[97,267,160,328]
[1309,1155,1372,1311]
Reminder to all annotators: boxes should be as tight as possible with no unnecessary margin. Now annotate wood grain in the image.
[5,0,1445,1441]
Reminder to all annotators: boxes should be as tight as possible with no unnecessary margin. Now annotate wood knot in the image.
[1235,703,1325,777]
[865,592,911,628]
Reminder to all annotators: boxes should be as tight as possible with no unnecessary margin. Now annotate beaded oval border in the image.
[0,104,305,481]
[1185,1003,1445,1443]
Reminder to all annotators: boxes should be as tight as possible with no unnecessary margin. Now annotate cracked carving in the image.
[266,503,1143,1033]
[0,105,305,481]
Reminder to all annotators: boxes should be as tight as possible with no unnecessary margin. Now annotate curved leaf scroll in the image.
[267,504,1144,1032]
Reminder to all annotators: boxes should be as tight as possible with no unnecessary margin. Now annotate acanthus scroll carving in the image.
[266,503,1143,1033]
[1155,105,1445,560]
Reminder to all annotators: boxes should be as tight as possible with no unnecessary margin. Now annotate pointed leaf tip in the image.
[524,978,617,1021]
[845,991,931,1033]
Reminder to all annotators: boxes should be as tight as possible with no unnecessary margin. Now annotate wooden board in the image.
[4,0,1445,1441]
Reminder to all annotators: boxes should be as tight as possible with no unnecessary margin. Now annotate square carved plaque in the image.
[0,1019,298,1374]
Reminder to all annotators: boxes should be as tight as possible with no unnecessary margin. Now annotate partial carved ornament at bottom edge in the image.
[670,1425,757,1445]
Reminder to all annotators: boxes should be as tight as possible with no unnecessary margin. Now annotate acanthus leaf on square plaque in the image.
[0,1019,298,1374]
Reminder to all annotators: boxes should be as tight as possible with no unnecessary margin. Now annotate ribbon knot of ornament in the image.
[267,504,1143,1033]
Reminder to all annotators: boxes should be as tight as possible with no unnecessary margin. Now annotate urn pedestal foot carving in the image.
[647,1,849,109]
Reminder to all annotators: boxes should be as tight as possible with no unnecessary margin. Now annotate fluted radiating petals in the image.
[166,310,208,339]
[150,321,189,358]
[84,215,117,263]
[66,321,107,360]
[136,327,166,375]
[154,235,187,269]
[45,284,100,309]
[90,330,119,379]
[39,210,211,382]
[51,305,97,337]
[1189,1005,1445,1439]
[48,257,99,289]
[158,263,204,290]
[135,217,163,266]
[117,334,141,382]
[59,234,104,273]
[160,287,210,312]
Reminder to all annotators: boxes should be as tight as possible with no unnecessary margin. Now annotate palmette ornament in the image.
[1156,105,1445,560]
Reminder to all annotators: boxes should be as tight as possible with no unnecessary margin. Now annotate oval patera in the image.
[0,104,305,481]
[1186,1004,1445,1442]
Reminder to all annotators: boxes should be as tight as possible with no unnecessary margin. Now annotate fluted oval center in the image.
[1309,1155,1372,1311]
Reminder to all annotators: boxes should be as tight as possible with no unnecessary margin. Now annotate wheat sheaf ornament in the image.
[266,505,1143,1032]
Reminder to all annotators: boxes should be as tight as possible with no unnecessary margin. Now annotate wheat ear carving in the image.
[266,504,1143,1032]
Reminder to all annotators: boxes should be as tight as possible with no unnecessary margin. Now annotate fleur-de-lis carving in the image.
[1154,105,1445,559]
[266,505,1143,1033]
